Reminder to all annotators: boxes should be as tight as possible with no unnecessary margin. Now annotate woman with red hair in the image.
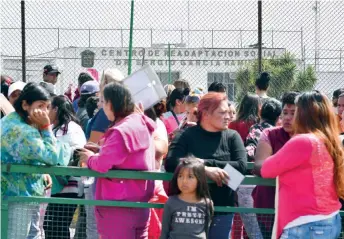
[165,92,247,239]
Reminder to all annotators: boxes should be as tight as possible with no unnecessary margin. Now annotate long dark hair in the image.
[236,93,261,123]
[103,82,135,123]
[51,95,79,136]
[169,158,214,232]
[14,82,50,122]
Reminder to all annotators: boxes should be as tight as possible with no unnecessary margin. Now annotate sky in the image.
[1,0,343,96]
[0,0,343,72]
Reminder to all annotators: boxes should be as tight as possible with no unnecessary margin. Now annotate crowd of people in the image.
[1,65,344,239]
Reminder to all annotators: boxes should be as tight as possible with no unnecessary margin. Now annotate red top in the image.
[253,127,290,210]
[229,120,255,142]
[261,133,341,238]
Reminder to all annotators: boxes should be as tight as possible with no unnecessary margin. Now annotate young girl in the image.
[160,158,214,239]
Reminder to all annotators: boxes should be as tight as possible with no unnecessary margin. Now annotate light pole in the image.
[187,0,190,47]
[21,0,26,82]
[128,0,135,75]
[168,43,171,83]
[313,1,320,71]
[258,0,262,74]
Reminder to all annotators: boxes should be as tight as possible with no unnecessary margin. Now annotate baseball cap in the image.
[8,81,26,97]
[43,65,60,75]
[80,81,100,95]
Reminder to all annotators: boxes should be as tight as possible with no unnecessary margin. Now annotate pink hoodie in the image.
[87,113,156,202]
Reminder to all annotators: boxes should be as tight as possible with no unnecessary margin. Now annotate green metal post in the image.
[168,43,171,84]
[128,0,135,75]
[1,200,9,239]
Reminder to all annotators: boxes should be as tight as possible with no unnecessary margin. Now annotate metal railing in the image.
[1,163,343,239]
[1,162,275,238]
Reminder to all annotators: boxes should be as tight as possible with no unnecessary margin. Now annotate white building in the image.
[2,46,286,101]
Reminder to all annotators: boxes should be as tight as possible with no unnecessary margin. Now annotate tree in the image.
[235,52,317,101]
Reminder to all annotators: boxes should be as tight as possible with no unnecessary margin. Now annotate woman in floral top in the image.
[1,82,60,239]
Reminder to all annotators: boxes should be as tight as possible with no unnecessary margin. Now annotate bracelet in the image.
[40,124,51,130]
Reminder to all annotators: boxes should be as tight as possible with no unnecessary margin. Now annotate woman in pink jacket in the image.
[258,91,344,239]
[79,82,156,239]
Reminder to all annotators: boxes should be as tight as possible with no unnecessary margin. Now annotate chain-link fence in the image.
[6,200,277,239]
[5,200,344,239]
[1,1,343,99]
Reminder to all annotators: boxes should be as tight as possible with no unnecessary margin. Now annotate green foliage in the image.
[235,52,317,101]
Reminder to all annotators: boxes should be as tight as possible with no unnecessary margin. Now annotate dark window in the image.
[156,71,180,86]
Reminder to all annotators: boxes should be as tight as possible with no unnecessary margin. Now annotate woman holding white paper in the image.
[165,92,247,239]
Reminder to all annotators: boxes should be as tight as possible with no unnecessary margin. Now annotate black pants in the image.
[43,193,79,239]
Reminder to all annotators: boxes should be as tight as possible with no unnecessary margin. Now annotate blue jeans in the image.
[208,213,234,239]
[280,213,341,239]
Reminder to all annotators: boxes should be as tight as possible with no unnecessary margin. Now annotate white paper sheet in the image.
[123,65,166,110]
[223,163,245,191]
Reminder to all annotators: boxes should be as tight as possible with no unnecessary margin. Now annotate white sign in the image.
[91,48,286,67]
[97,48,285,61]
[223,163,245,191]
[123,65,167,110]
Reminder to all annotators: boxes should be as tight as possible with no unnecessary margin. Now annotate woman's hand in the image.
[205,166,229,187]
[66,84,73,95]
[43,174,52,190]
[134,102,144,115]
[28,109,51,130]
[78,148,95,167]
[84,142,100,153]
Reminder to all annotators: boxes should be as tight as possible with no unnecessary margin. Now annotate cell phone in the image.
[70,149,83,167]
